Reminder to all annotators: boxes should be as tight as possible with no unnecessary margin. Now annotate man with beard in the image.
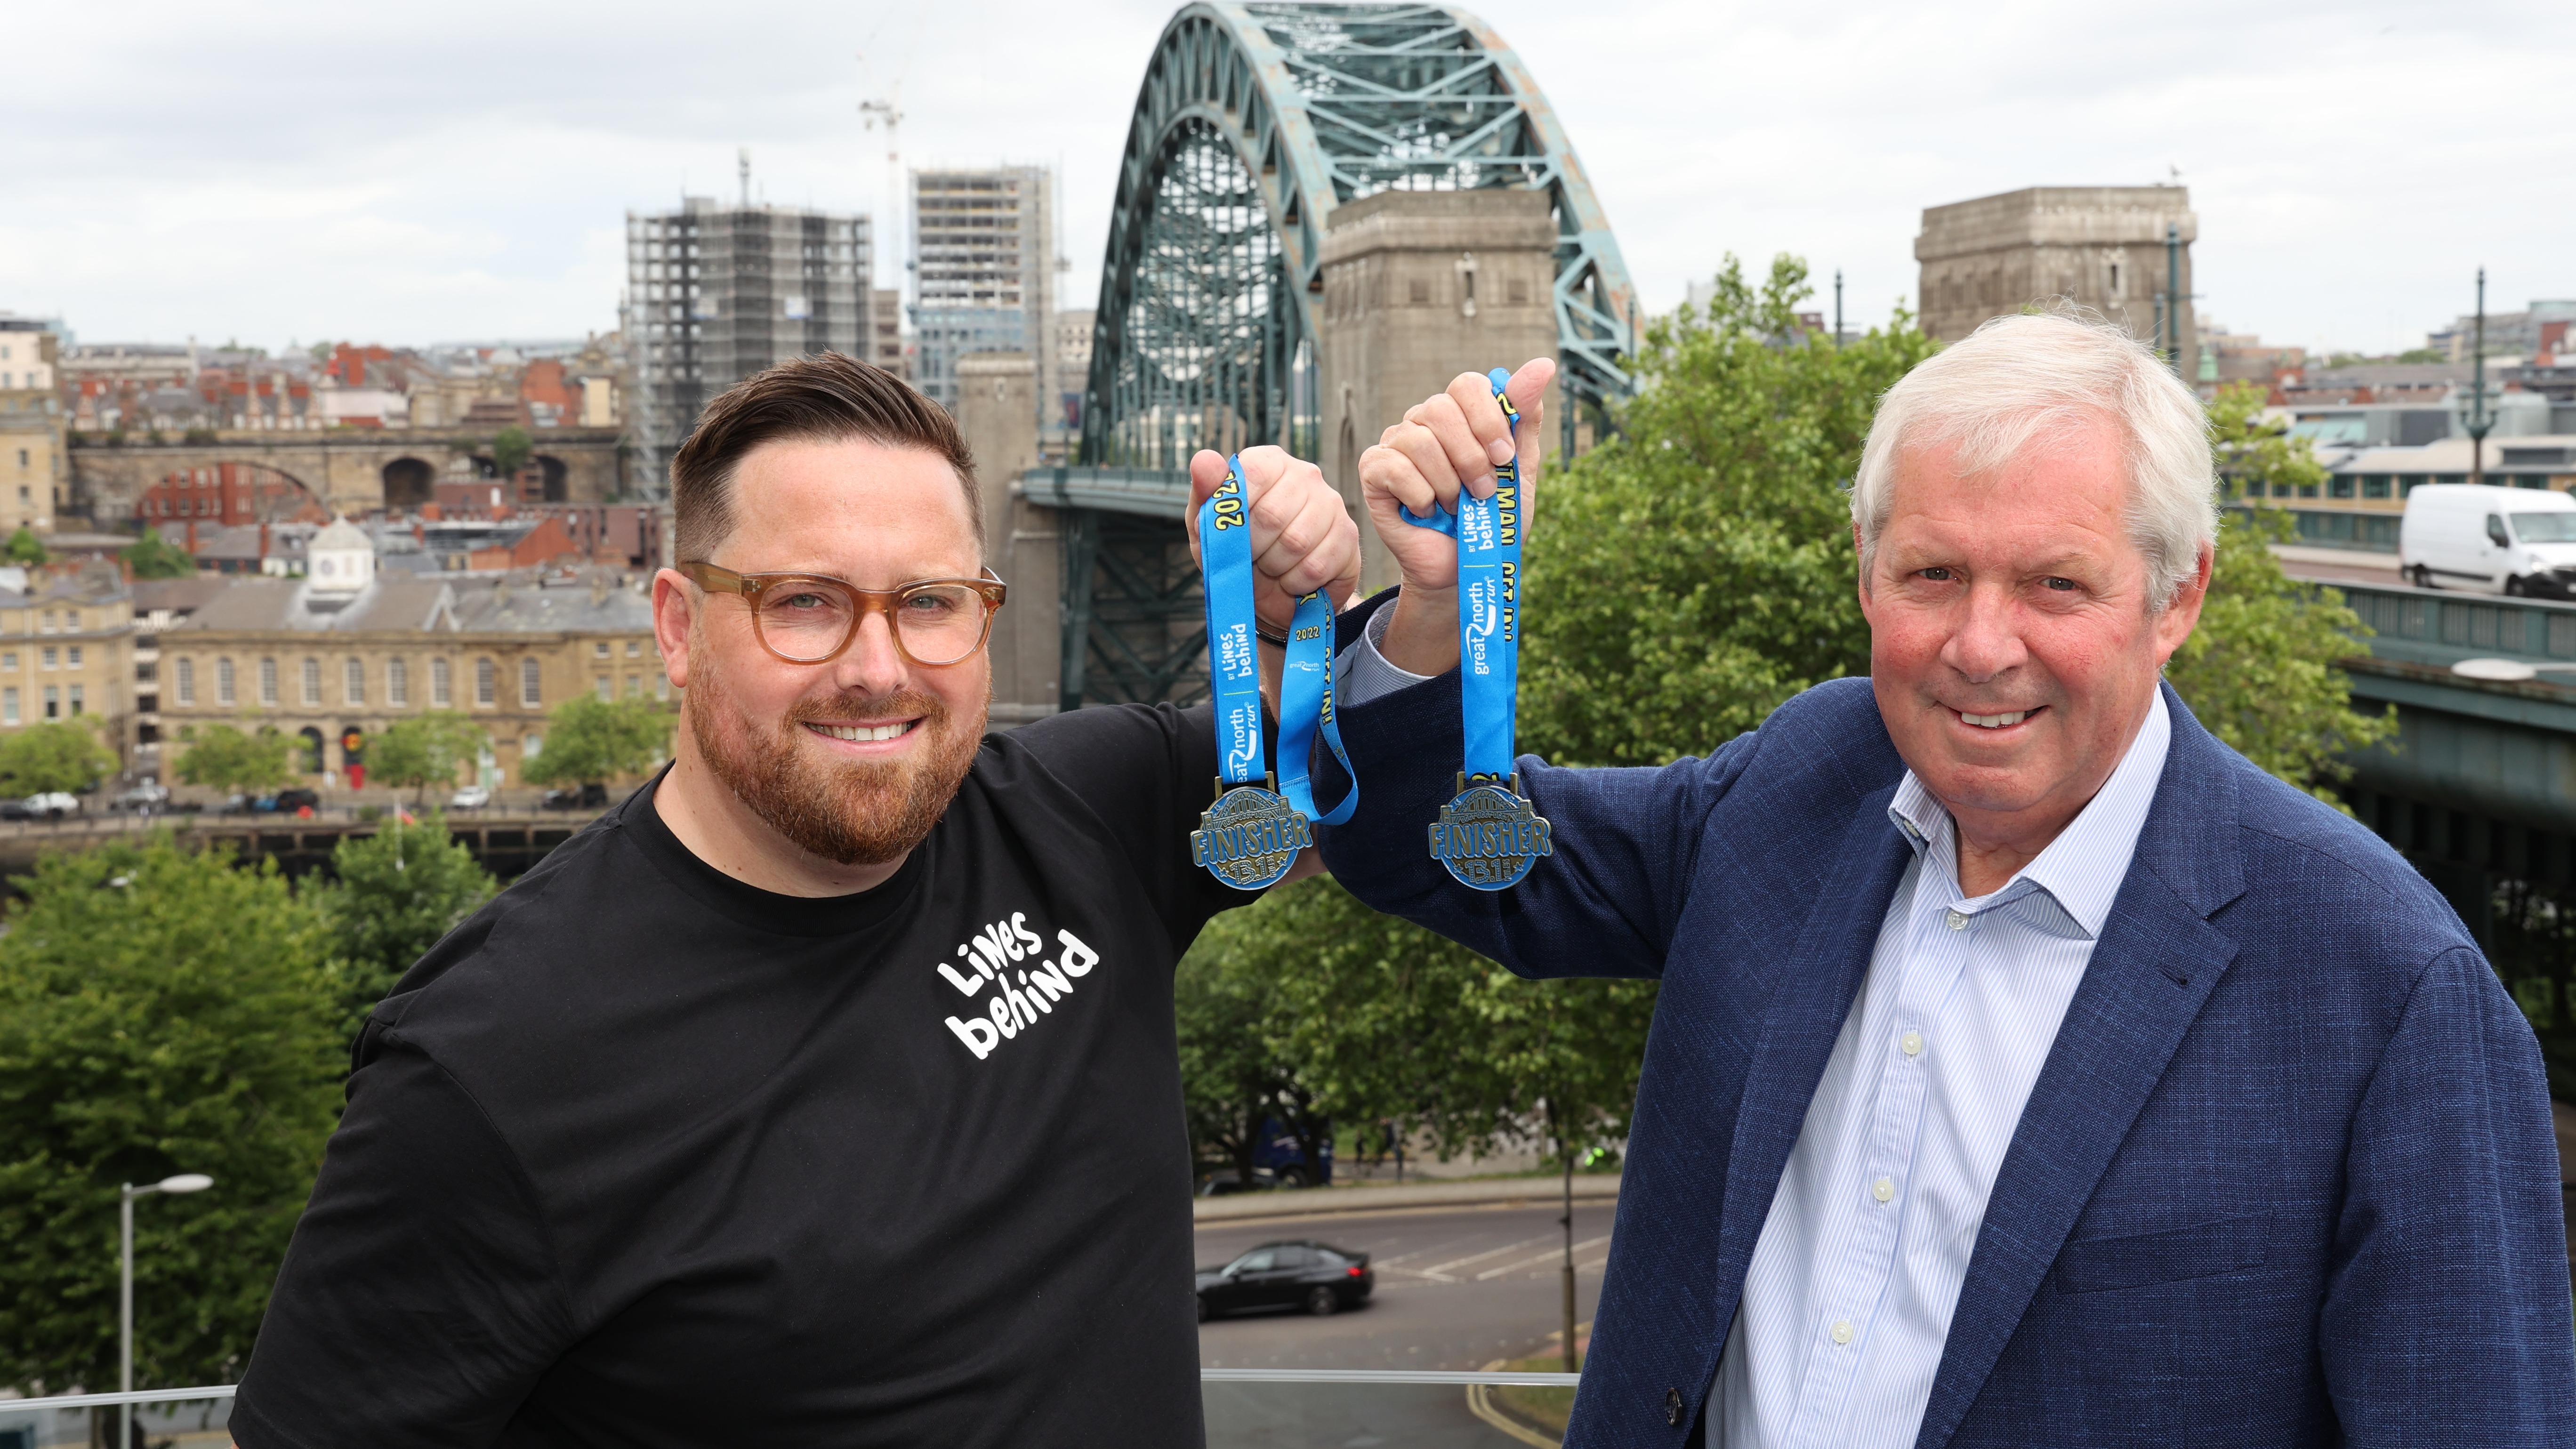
[229,353,1360,1449]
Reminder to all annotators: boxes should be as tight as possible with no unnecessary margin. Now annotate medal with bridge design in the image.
[1191,774,1312,891]
[1430,772,1552,891]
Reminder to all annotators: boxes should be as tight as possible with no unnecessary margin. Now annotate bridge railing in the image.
[0,1371,1588,1447]
[2329,579,2576,671]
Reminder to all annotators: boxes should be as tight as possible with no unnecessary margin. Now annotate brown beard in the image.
[687,661,987,868]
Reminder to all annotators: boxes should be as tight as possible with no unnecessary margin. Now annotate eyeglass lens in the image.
[756,582,988,664]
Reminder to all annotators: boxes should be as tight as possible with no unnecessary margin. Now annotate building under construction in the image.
[910,166,1055,415]
[623,185,874,491]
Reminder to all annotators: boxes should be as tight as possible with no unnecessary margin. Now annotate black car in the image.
[274,788,322,814]
[1195,1240,1373,1321]
[543,782,611,810]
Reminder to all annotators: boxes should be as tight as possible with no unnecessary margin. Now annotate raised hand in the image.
[1356,358,1553,674]
[1185,444,1363,633]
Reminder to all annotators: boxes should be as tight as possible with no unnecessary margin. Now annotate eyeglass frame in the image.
[677,561,1008,667]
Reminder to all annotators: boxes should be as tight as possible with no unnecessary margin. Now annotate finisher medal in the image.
[1398,368,1554,892]
[1190,456,1357,890]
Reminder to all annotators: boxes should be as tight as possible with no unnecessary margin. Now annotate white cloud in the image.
[2,0,2568,355]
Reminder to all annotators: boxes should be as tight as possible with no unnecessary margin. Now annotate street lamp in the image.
[121,1174,211,1449]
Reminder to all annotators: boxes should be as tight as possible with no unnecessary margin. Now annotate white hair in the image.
[1850,308,2218,612]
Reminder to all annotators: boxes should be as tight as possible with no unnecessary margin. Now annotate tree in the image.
[2164,383,2399,804]
[0,719,119,797]
[1173,938,1326,1190]
[308,811,496,1037]
[175,723,299,796]
[521,695,673,788]
[0,834,343,1395]
[121,531,197,579]
[1518,255,1940,767]
[3,528,47,565]
[491,425,533,478]
[369,710,490,803]
[1186,877,1657,1366]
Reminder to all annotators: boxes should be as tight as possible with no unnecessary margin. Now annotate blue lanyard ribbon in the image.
[1197,457,1357,823]
[1397,368,1523,784]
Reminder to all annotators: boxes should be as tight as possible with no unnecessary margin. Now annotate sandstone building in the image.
[161,523,661,795]
[1916,186,2198,361]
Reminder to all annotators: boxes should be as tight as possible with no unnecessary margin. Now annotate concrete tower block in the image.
[954,352,1059,725]
[1319,190,1563,596]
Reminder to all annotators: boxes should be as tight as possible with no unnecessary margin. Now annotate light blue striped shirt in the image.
[1710,689,2170,1449]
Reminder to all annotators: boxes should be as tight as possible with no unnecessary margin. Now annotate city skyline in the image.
[3,0,2570,358]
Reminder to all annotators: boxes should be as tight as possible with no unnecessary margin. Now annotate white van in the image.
[2398,484,2576,597]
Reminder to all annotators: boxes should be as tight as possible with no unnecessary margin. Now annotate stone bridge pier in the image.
[68,427,629,523]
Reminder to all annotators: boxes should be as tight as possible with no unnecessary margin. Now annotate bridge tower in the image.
[1033,1,1635,713]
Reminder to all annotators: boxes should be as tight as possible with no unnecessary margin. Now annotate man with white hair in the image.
[1321,313,2576,1445]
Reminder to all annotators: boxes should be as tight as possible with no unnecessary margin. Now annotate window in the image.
[626,640,641,657]
[66,611,79,632]
[68,685,82,716]
[627,674,640,698]
[1408,278,1430,305]
[2,687,15,725]
[216,658,234,706]
[595,675,612,701]
[258,657,278,707]
[41,685,56,719]
[66,645,80,668]
[522,733,542,761]
[38,612,52,634]
[301,658,321,706]
[346,657,364,705]
[433,657,453,707]
[176,658,194,706]
[657,671,670,700]
[2364,475,2392,499]
[475,658,496,706]
[39,647,54,669]
[522,658,543,708]
[594,641,611,658]
[2329,475,2354,499]
[387,658,408,707]
[1,652,14,670]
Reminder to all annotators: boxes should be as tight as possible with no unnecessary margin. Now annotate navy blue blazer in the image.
[1320,636,2576,1446]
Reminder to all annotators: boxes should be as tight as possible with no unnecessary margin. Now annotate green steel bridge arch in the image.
[1079,1,1637,471]
[1058,2,1635,709]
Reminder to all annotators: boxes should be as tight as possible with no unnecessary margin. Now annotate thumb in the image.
[1506,356,1554,491]
[1186,450,1232,521]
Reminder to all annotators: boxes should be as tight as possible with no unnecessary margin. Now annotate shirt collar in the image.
[1886,688,2172,942]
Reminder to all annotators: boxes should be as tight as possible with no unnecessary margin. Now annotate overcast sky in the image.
[3,0,2568,359]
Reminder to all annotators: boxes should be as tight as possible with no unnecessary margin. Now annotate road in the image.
[1198,1199,1612,1447]
[1196,1198,1614,1371]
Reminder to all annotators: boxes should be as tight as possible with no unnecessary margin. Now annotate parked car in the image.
[449,785,492,811]
[542,782,610,810]
[2400,483,2576,596]
[273,788,322,815]
[22,792,79,821]
[112,781,170,812]
[1195,1240,1373,1321]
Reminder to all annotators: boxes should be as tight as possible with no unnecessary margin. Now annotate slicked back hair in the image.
[669,352,980,565]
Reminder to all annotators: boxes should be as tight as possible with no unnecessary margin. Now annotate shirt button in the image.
[1831,1320,1854,1345]
[1945,909,1968,930]
[1900,1030,1924,1057]
[1873,1176,1895,1202]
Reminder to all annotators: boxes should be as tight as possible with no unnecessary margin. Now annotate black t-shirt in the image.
[232,702,1255,1449]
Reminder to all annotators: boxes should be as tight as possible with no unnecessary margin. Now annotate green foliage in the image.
[181,427,219,447]
[521,694,672,787]
[1518,255,1939,766]
[2166,384,2399,803]
[1180,878,1657,1177]
[309,812,496,1036]
[491,425,533,477]
[369,710,490,802]
[175,724,299,796]
[3,529,47,566]
[0,720,118,797]
[121,531,197,579]
[0,835,342,1393]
